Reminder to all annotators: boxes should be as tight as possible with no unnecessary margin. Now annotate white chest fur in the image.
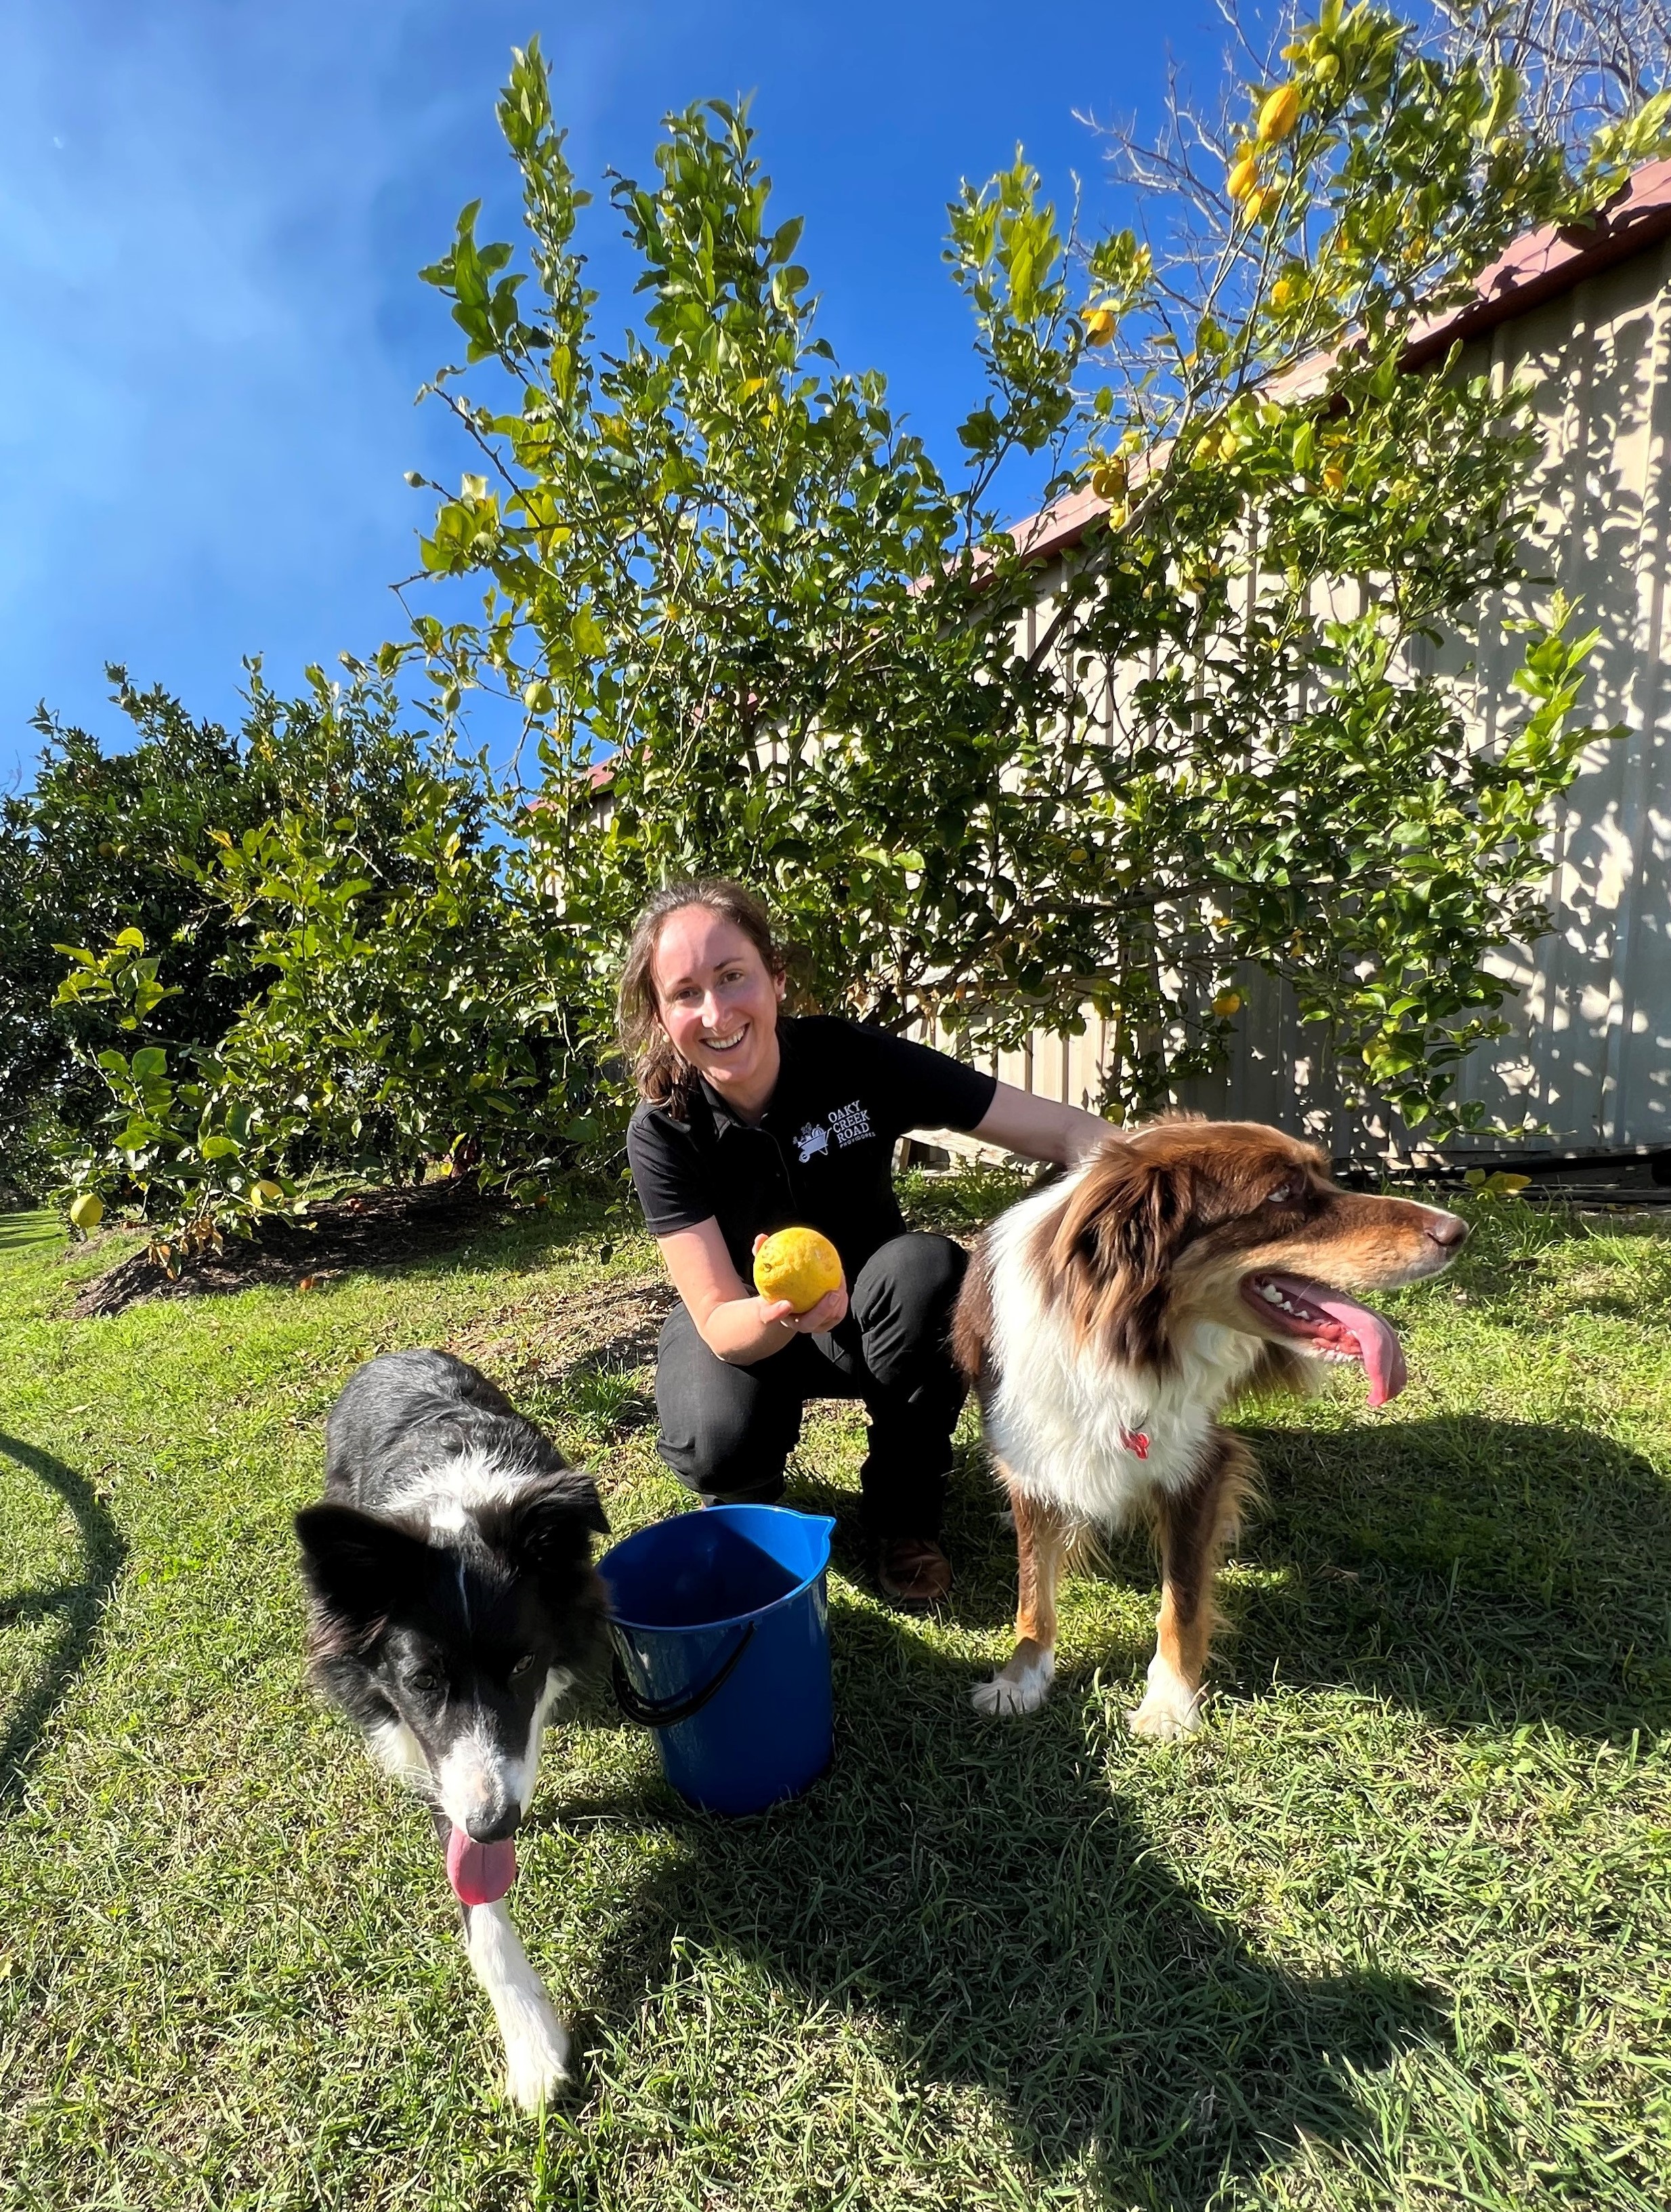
[980,1168,1263,1526]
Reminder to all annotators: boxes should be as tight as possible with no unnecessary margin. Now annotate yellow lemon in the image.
[1257,83,1301,144]
[1271,274,1304,312]
[1227,154,1261,204]
[1091,459,1127,501]
[253,1179,284,1207]
[1082,305,1117,345]
[753,1227,843,1315]
[1212,990,1243,1018]
[69,1192,104,1232]
[1323,461,1347,493]
[1249,187,1284,225]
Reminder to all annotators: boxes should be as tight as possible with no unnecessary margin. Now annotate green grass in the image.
[1,1187,1667,2211]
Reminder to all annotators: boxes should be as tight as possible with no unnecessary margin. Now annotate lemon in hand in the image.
[753,1227,843,1316]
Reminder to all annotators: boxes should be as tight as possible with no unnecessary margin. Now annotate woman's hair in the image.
[618,879,788,1108]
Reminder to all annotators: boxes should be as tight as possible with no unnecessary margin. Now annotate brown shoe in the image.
[877,1537,952,1607]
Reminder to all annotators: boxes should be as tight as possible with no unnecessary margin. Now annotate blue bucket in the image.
[599,1505,836,1817]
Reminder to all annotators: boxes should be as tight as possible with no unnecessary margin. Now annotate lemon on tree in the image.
[1257,82,1301,143]
[69,1192,104,1232]
[753,1227,843,1315]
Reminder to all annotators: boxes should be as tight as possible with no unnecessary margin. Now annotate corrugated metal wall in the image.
[1441,233,1671,1152]
[940,234,1671,1159]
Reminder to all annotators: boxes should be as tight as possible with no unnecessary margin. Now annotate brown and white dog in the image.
[953,1120,1467,1737]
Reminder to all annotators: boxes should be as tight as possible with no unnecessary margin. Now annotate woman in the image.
[620,880,1112,1604]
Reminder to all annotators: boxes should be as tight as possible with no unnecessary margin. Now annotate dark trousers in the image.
[654,1232,969,1540]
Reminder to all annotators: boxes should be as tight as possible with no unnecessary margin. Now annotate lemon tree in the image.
[402,13,1669,1143]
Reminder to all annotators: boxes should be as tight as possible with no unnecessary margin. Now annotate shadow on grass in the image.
[566,1608,1435,2211]
[1227,1415,1671,1740]
[541,1406,1664,2196]
[790,1404,1671,1735]
[0,1433,126,1805]
[790,1408,1671,1740]
[0,1211,60,1255]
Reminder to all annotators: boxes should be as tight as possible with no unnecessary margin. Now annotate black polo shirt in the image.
[625,1015,998,1280]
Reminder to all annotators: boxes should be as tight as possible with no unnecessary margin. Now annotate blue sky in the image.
[0,0,1228,787]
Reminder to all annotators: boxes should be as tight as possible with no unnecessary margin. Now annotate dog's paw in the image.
[971,1648,1055,1717]
[1125,1656,1203,1740]
[1125,1696,1202,1740]
[503,2018,572,2110]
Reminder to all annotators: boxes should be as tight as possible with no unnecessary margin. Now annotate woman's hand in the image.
[654,1219,847,1362]
[752,1236,849,1335]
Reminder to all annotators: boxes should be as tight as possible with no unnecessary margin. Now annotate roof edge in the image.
[1009,155,1671,572]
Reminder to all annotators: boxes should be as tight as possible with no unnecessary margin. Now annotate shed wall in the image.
[950,238,1671,1156]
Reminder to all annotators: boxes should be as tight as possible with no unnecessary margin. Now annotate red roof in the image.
[1007,156,1671,570]
[1403,152,1671,369]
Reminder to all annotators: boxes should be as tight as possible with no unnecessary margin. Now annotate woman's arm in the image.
[656,1217,849,1364]
[970,1080,1117,1167]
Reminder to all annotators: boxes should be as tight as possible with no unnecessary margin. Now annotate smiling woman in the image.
[616,879,1113,1603]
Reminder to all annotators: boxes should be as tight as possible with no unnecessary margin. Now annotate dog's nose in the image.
[465,1803,522,1845]
[1425,1210,1468,1249]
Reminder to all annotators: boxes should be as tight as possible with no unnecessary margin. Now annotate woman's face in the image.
[650,905,784,1109]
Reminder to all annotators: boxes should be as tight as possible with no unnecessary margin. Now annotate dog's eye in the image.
[1267,1182,1294,1205]
[406,1670,445,1701]
[509,1654,540,1682]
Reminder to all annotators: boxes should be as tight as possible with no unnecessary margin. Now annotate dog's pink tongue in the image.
[446,1827,517,1907]
[1305,1285,1408,1407]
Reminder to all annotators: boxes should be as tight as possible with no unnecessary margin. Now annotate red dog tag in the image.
[1121,1427,1150,1459]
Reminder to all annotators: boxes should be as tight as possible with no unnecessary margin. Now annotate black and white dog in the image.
[295,1349,609,2107]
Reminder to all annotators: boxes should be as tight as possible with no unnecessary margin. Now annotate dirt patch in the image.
[70,1181,508,1320]
[446,1275,677,1392]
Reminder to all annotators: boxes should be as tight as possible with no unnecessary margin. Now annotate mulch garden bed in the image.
[69,1180,509,1320]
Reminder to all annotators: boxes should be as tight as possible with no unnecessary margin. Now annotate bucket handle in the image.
[610,1620,757,1730]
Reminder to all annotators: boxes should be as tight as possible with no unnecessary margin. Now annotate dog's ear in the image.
[1049,1146,1197,1366]
[294,1503,436,1629]
[1053,1146,1194,1283]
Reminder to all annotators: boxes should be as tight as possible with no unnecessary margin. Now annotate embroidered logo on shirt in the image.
[828,1100,874,1149]
[795,1122,830,1163]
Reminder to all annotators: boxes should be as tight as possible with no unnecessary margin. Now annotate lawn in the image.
[1,1184,1667,2211]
